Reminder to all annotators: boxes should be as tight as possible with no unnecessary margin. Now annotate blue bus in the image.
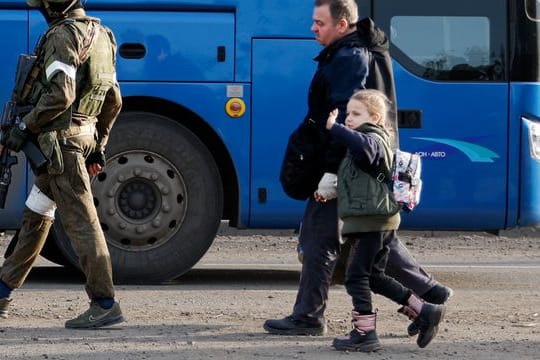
[0,0,539,282]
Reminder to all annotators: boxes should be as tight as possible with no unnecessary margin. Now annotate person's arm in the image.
[95,82,122,152]
[86,83,122,177]
[95,26,122,152]
[22,29,79,133]
[329,124,384,169]
[87,26,122,176]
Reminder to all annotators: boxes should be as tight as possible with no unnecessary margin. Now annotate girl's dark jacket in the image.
[305,17,397,179]
[329,122,401,234]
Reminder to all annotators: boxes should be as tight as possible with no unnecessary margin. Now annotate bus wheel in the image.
[52,112,224,284]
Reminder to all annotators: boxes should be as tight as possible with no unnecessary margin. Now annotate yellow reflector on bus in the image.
[225,98,246,118]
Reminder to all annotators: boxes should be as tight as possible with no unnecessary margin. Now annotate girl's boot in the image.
[400,293,446,348]
[332,311,382,352]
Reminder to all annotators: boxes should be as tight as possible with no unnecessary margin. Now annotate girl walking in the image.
[321,89,445,352]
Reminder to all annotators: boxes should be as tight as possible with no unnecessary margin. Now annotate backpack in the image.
[389,149,423,212]
[279,119,325,200]
[372,133,423,212]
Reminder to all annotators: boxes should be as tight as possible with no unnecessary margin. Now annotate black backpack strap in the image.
[399,150,420,184]
[368,132,393,185]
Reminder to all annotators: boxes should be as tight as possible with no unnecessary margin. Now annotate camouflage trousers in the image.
[0,127,115,300]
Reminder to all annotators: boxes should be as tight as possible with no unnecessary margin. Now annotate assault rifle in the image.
[0,54,48,208]
[0,141,18,209]
[0,101,47,208]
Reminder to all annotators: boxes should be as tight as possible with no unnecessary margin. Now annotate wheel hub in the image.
[91,151,188,251]
[118,180,158,220]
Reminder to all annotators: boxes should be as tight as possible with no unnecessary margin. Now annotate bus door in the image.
[251,38,319,227]
[374,0,509,229]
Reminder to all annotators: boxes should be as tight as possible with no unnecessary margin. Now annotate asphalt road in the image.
[0,228,539,359]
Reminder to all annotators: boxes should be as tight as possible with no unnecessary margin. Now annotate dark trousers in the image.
[385,235,435,295]
[345,230,410,313]
[292,198,435,323]
[293,198,340,325]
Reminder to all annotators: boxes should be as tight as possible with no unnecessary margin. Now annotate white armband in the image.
[25,185,57,218]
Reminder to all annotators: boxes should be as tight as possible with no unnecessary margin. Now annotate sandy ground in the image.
[0,226,539,359]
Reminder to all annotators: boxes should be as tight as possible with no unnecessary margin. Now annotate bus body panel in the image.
[392,62,509,229]
[92,0,314,82]
[118,82,252,224]
[250,38,318,228]
[29,10,235,83]
[0,9,28,110]
[97,11,235,82]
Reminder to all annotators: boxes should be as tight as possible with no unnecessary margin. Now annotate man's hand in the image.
[3,125,29,153]
[314,172,337,201]
[86,151,106,177]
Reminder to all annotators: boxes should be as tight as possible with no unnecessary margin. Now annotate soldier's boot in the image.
[0,297,12,319]
[332,311,382,352]
[405,284,453,336]
[400,294,446,348]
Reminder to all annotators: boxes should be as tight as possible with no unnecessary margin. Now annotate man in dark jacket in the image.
[264,0,452,336]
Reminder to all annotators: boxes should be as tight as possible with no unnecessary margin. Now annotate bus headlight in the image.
[527,117,540,161]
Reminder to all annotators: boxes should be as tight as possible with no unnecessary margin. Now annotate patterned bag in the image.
[391,149,422,212]
[372,133,423,212]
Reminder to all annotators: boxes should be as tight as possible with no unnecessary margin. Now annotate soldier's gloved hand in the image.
[4,124,29,153]
[86,151,106,168]
[314,172,337,201]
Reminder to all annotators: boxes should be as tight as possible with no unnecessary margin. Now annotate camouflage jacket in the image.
[23,8,121,151]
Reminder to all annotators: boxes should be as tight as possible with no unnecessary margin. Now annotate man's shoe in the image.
[65,301,125,329]
[263,315,327,336]
[407,285,453,336]
[0,297,11,319]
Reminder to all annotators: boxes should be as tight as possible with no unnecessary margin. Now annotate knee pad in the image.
[25,185,56,218]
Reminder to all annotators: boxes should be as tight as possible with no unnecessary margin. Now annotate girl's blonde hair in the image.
[350,89,390,129]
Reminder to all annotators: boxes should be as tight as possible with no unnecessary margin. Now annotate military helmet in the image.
[26,0,81,9]
[26,0,82,18]
[26,0,72,6]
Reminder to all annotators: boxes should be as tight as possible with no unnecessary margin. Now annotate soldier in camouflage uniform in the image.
[0,0,124,329]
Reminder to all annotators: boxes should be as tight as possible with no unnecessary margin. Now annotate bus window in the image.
[390,16,503,81]
[375,0,507,83]
[526,0,540,21]
[390,16,500,80]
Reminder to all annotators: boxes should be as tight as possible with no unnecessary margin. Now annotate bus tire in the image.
[41,232,74,267]
[3,230,73,268]
[52,112,224,284]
